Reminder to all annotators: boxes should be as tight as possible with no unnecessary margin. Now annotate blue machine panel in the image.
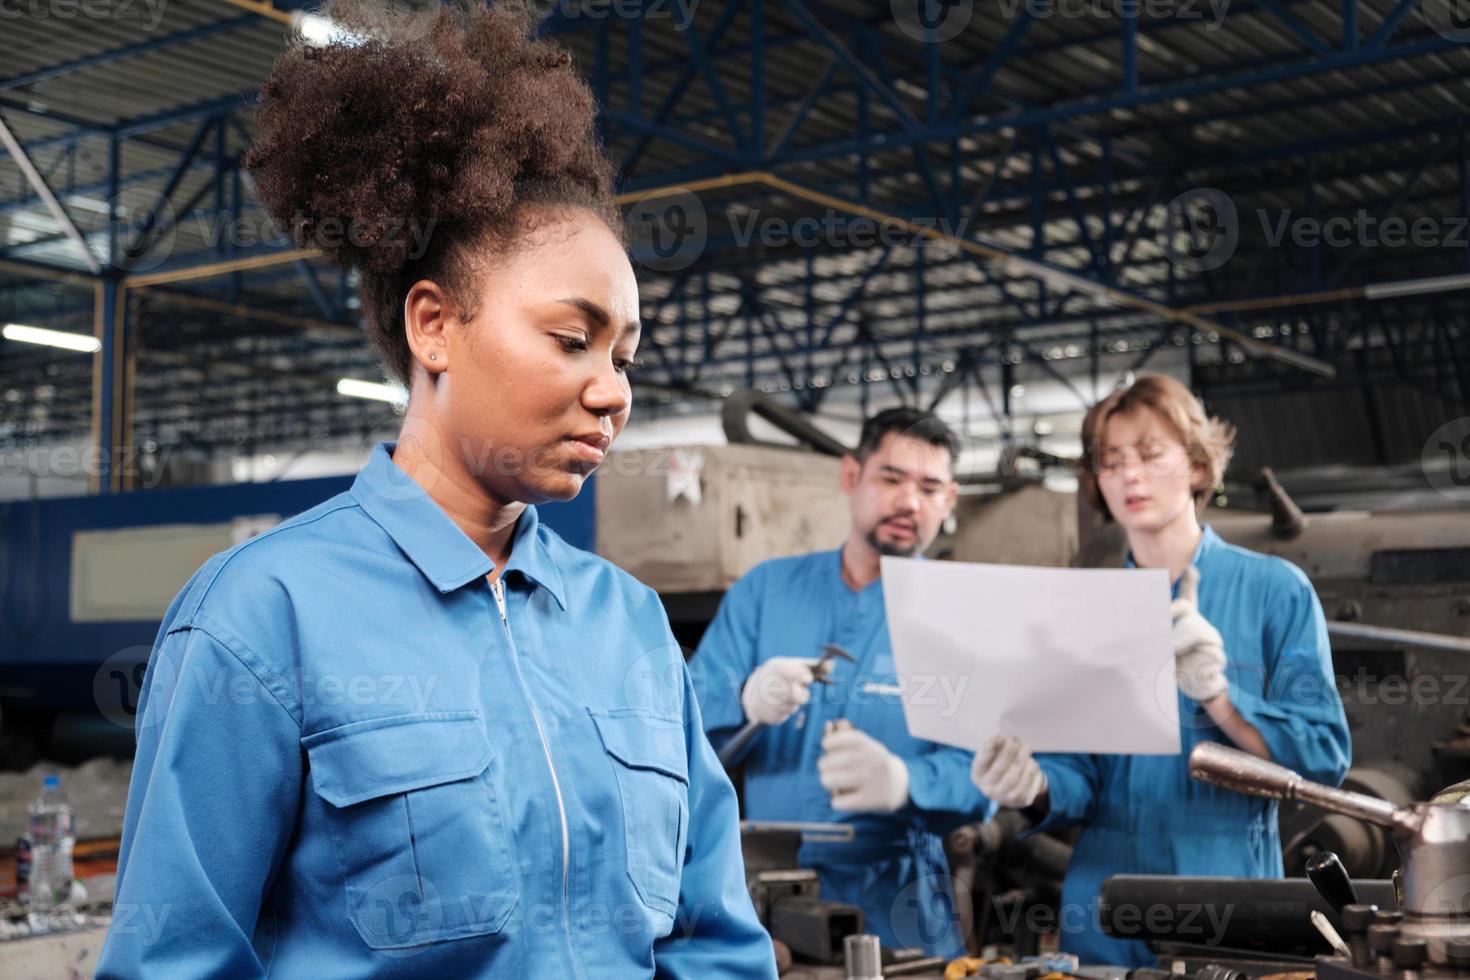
[0,475,596,712]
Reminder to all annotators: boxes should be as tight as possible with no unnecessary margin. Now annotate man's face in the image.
[840,432,959,557]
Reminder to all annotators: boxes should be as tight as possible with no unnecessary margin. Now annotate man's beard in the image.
[866,524,921,558]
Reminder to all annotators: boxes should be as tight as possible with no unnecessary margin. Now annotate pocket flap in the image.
[589,708,688,784]
[303,711,490,807]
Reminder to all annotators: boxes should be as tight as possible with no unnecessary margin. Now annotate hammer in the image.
[717,643,856,768]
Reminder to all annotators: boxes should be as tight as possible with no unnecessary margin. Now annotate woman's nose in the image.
[583,361,630,417]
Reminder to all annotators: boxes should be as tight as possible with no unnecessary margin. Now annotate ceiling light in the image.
[292,11,365,46]
[337,378,406,404]
[2,323,101,353]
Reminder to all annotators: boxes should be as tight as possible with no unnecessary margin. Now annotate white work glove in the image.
[740,657,819,726]
[1171,565,1229,703]
[818,726,910,813]
[971,735,1047,809]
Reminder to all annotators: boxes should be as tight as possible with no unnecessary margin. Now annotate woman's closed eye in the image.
[556,333,642,374]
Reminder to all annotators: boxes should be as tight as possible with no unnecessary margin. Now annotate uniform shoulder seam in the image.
[174,495,361,627]
[176,615,302,727]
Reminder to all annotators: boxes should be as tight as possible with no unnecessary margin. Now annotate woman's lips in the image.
[565,437,606,466]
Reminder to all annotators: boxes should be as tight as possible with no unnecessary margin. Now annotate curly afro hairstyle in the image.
[244,0,623,387]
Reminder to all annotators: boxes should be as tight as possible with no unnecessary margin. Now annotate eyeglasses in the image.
[1093,441,1193,477]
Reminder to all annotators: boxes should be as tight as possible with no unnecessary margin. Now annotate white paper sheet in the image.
[880,557,1181,755]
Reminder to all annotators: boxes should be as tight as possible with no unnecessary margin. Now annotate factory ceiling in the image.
[1,0,1467,484]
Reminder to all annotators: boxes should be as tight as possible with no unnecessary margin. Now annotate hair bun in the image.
[242,0,620,388]
[244,0,615,277]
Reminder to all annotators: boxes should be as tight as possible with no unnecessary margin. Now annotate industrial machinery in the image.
[741,823,866,968]
[5,394,1469,974]
[1187,743,1470,970]
[1078,743,1470,980]
[1208,483,1470,883]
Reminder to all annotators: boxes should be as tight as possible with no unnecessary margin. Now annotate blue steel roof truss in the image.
[0,0,1463,466]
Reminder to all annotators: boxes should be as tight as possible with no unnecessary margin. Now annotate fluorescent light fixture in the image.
[1364,273,1470,301]
[1004,255,1111,299]
[292,11,366,46]
[67,196,110,213]
[2,323,101,353]
[337,378,407,404]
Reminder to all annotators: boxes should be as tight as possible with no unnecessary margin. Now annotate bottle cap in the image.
[43,775,59,788]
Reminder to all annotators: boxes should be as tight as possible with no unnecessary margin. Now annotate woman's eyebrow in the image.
[554,297,640,337]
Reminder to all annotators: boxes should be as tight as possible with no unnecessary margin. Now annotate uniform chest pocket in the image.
[303,711,519,949]
[588,708,690,920]
[848,673,922,752]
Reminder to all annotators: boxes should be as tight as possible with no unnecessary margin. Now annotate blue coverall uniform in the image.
[97,440,776,979]
[1032,525,1351,967]
[692,549,994,956]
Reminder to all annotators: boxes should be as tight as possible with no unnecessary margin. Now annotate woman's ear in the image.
[404,279,451,373]
[1191,457,1212,499]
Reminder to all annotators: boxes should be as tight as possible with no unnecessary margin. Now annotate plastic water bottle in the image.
[27,774,77,932]
[15,834,31,904]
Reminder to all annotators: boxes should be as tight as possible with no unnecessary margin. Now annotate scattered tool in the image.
[718,643,856,768]
[1311,910,1352,958]
[943,957,987,980]
[740,820,856,844]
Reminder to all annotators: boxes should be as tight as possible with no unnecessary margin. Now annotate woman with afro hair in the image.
[96,3,775,977]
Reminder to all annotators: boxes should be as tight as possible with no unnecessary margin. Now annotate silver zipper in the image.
[489,577,576,965]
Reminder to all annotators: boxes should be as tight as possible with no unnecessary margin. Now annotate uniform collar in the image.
[1123,524,1221,582]
[833,548,877,598]
[350,441,566,608]
[832,545,923,596]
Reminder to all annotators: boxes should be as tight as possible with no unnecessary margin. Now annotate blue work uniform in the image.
[691,550,994,958]
[1032,525,1351,968]
[96,440,776,980]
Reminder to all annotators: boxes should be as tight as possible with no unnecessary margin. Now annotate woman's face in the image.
[1094,406,1204,535]
[406,207,641,504]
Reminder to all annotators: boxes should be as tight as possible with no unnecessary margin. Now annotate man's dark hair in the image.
[853,407,960,464]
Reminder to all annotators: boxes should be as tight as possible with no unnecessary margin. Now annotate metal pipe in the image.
[1327,621,1470,655]
[1098,874,1398,954]
[124,248,315,288]
[0,258,96,284]
[721,389,851,457]
[1189,742,1403,828]
[746,172,1337,378]
[1186,287,1366,315]
[1260,466,1307,539]
[220,0,294,25]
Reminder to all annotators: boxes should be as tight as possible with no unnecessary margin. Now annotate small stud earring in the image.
[429,353,438,361]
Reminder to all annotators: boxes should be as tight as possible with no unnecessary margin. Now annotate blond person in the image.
[972,374,1349,967]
